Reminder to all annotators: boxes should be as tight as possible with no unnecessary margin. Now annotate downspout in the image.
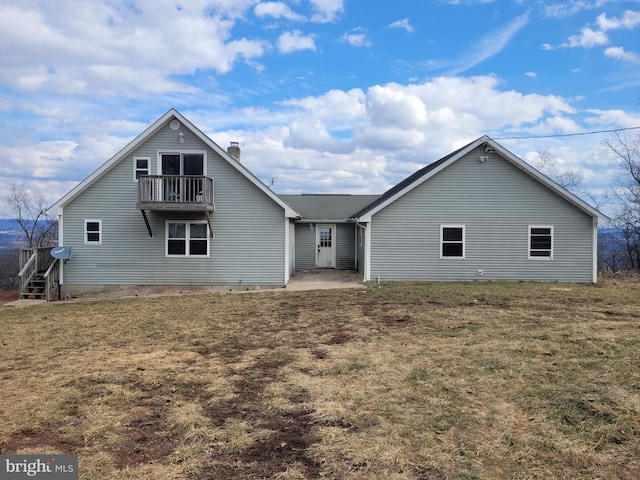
[592,217,598,284]
[284,217,290,286]
[365,221,371,282]
[58,208,65,293]
[357,220,371,282]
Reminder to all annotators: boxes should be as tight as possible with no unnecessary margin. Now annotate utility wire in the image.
[493,125,640,140]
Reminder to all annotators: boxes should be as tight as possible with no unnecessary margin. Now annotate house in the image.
[20,109,608,299]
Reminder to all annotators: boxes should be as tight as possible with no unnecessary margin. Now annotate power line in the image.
[493,126,640,140]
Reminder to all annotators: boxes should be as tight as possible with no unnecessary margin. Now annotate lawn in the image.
[1,281,639,479]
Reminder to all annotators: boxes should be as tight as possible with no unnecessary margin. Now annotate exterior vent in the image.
[227,142,241,162]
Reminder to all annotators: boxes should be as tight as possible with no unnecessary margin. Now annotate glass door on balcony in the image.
[161,153,204,202]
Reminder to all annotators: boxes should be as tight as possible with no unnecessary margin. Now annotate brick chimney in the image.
[227,142,241,162]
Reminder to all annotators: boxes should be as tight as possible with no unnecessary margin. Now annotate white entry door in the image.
[317,224,336,268]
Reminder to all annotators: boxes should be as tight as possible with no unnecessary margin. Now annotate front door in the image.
[317,224,336,268]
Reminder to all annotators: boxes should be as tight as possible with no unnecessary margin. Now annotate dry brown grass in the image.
[1,280,639,479]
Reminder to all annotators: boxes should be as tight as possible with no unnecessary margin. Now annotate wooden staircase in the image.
[22,274,47,300]
[19,247,60,301]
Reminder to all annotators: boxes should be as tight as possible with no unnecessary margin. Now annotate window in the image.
[166,221,209,257]
[160,152,204,176]
[160,152,206,202]
[441,225,465,258]
[319,227,332,247]
[84,219,102,245]
[529,226,553,259]
[134,157,150,180]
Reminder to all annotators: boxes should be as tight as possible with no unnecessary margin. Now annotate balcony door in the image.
[161,153,204,201]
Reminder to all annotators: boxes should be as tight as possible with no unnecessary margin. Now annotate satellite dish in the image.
[51,246,74,260]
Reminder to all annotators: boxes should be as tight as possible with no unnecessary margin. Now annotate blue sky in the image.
[1,0,639,218]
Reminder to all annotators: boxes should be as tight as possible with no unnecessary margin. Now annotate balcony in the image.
[137,175,214,211]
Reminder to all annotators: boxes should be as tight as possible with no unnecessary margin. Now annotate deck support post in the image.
[205,210,214,238]
[141,210,153,238]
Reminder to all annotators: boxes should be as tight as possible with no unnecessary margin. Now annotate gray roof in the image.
[281,194,381,221]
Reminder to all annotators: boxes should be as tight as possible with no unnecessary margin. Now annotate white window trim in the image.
[84,219,102,245]
[528,225,554,260]
[156,150,207,176]
[440,224,465,259]
[165,220,210,257]
[133,157,150,181]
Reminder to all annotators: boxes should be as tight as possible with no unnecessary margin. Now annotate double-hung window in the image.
[529,226,553,259]
[166,221,209,257]
[84,219,102,245]
[441,225,465,258]
[134,157,150,180]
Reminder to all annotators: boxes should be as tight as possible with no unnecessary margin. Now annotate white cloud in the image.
[604,46,640,64]
[566,27,609,48]
[585,109,640,127]
[365,85,427,130]
[525,71,537,78]
[308,0,345,23]
[277,30,317,53]
[0,73,624,205]
[0,1,268,97]
[341,28,371,47]
[596,10,640,31]
[528,115,583,134]
[388,18,414,32]
[238,76,583,184]
[253,0,345,23]
[254,2,305,21]
[543,1,616,18]
[441,12,529,75]
[556,10,640,53]
[286,119,353,153]
[280,88,366,122]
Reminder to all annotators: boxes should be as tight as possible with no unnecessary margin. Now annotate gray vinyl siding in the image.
[62,120,286,287]
[294,224,316,269]
[369,146,595,282]
[335,223,356,269]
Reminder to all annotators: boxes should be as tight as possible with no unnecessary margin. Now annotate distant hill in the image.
[0,219,23,250]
